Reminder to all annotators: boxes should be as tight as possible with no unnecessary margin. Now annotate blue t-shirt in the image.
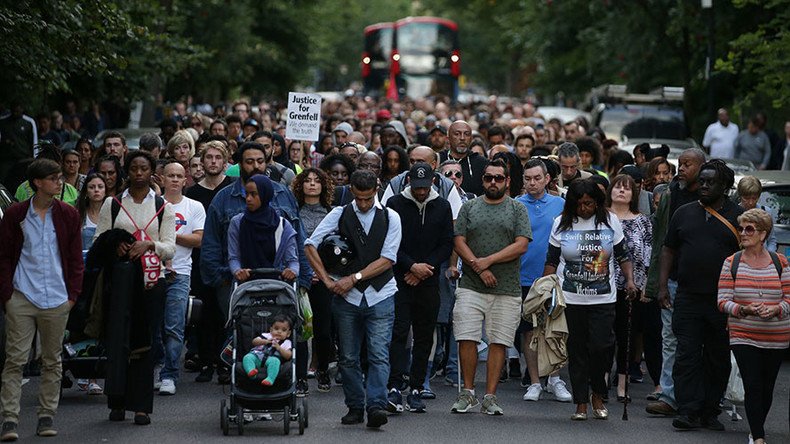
[517,192,565,287]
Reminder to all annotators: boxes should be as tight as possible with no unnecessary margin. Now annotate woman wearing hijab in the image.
[227,174,299,283]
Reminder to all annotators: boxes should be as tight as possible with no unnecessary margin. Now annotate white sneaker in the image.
[153,365,162,390]
[522,383,542,401]
[546,379,572,402]
[159,378,176,395]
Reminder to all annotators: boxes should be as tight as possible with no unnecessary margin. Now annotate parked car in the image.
[733,171,790,256]
[536,106,591,125]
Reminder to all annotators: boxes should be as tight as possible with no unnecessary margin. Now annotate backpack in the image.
[111,195,165,230]
[730,250,783,281]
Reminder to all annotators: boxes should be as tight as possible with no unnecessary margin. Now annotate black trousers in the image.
[732,345,785,440]
[107,281,165,413]
[195,285,222,368]
[388,284,440,391]
[614,291,663,385]
[565,303,615,404]
[308,281,334,372]
[672,294,730,418]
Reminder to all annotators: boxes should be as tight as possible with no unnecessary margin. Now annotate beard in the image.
[241,166,266,181]
[484,185,507,200]
[453,144,468,154]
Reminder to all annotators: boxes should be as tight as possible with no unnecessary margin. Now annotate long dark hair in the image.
[557,178,611,232]
[605,174,640,214]
[77,173,107,224]
[381,145,409,178]
[291,167,334,210]
[493,151,523,197]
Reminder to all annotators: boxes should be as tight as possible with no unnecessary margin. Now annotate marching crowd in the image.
[0,97,789,443]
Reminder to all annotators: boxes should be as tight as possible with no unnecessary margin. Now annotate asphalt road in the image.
[12,361,790,443]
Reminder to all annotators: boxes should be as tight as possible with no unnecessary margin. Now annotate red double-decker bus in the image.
[362,17,460,101]
[361,22,394,97]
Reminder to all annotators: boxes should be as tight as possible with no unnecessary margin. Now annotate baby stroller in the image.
[219,268,308,436]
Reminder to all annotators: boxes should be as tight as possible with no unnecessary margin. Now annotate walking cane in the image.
[622,297,633,421]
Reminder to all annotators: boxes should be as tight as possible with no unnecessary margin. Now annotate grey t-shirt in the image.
[455,196,532,296]
[734,130,771,168]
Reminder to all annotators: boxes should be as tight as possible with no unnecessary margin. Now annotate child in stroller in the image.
[243,314,293,386]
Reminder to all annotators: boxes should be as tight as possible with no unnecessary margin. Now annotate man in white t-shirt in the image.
[702,108,739,159]
[155,162,206,395]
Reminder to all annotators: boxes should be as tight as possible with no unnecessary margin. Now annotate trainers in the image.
[520,373,531,388]
[76,379,89,391]
[546,378,572,402]
[450,389,479,413]
[296,379,309,397]
[0,422,17,442]
[481,394,504,415]
[420,387,436,399]
[316,371,331,392]
[88,383,103,395]
[444,375,458,388]
[508,358,522,379]
[195,366,213,383]
[307,368,316,379]
[159,378,176,395]
[36,416,57,437]
[407,390,426,413]
[153,366,162,390]
[386,388,403,413]
[522,383,542,401]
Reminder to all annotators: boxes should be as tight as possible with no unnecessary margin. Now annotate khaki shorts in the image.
[452,287,522,347]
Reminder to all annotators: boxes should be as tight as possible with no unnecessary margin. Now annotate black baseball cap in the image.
[430,125,447,135]
[619,164,644,183]
[408,162,434,188]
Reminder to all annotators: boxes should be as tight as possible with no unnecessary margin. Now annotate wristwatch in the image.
[354,272,363,283]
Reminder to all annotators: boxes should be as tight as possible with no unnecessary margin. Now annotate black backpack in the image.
[730,250,783,281]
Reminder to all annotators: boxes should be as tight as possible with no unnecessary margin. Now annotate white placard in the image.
[285,92,321,142]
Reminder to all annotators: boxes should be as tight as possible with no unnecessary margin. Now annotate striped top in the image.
[717,253,790,349]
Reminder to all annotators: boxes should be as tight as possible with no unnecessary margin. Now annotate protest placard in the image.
[285,92,321,141]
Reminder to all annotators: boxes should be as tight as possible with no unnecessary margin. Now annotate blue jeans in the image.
[154,273,190,382]
[658,279,677,408]
[332,295,394,411]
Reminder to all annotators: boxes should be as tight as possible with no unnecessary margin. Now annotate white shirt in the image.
[166,196,206,276]
[703,121,739,159]
[305,201,402,307]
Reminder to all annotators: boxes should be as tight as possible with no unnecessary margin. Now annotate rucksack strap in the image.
[730,250,782,281]
[111,194,166,231]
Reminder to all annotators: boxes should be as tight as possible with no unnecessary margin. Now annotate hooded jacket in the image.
[386,120,410,147]
[386,187,453,286]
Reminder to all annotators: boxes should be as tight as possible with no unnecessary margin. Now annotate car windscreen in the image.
[759,187,790,225]
[601,106,686,140]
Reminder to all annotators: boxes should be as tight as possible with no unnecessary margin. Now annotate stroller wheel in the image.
[297,405,305,435]
[283,405,290,435]
[236,406,244,435]
[302,399,309,428]
[220,400,229,436]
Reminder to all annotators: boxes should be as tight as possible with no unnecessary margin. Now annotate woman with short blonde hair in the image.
[718,208,790,444]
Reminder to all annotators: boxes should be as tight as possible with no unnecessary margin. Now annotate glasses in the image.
[482,174,506,184]
[44,175,65,183]
[443,170,462,179]
[738,225,758,235]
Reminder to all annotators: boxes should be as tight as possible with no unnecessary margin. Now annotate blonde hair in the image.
[199,140,229,161]
[738,208,773,239]
[737,176,762,197]
[167,130,195,159]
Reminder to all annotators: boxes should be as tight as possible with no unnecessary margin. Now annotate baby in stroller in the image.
[243,314,293,386]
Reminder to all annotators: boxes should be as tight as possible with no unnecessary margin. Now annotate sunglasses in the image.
[738,225,758,235]
[482,174,506,184]
[443,170,462,179]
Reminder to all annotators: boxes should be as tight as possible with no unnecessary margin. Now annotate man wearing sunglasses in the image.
[451,159,532,416]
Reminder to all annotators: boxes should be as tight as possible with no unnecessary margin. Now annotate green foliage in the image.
[0,0,205,107]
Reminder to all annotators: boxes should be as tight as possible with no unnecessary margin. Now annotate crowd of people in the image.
[0,96,788,443]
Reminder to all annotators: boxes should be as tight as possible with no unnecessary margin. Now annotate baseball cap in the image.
[408,162,433,188]
[429,125,447,135]
[376,109,392,121]
[243,118,260,129]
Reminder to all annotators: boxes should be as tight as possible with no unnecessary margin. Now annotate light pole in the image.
[702,0,715,119]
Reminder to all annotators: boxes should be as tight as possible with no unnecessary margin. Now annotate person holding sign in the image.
[544,178,636,421]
